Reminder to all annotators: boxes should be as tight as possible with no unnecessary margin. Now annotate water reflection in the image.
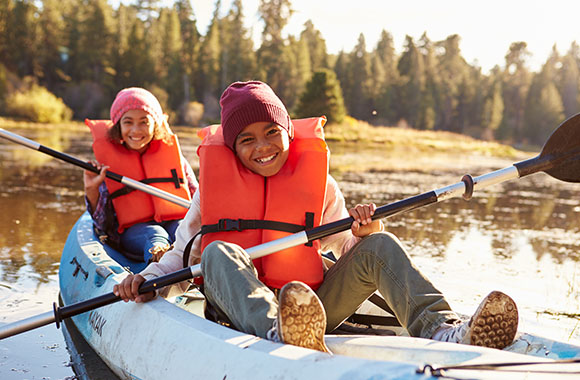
[0,126,91,167]
[0,193,83,285]
[340,171,580,265]
[0,128,86,286]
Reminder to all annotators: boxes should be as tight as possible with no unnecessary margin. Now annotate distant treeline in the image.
[1,0,579,145]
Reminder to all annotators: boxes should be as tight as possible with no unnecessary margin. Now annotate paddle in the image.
[0,128,191,209]
[2,113,580,340]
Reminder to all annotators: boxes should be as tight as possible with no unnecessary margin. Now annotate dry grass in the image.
[323,117,533,173]
[0,116,86,131]
[324,117,521,157]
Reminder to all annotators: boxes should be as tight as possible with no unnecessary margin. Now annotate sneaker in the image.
[277,281,331,353]
[432,291,518,350]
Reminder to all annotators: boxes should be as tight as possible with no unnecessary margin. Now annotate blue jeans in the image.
[120,220,181,262]
[201,232,458,339]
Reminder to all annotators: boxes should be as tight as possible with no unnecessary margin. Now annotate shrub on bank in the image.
[180,101,204,127]
[6,85,73,123]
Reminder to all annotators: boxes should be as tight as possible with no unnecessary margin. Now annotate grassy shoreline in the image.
[0,117,534,174]
[323,120,533,173]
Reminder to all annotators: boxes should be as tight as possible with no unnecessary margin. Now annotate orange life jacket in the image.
[198,117,328,290]
[86,119,191,233]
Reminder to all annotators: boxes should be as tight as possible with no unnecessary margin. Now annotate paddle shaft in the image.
[0,128,191,209]
[0,268,194,339]
[0,153,551,340]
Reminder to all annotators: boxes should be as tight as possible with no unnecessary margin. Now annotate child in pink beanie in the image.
[84,87,198,262]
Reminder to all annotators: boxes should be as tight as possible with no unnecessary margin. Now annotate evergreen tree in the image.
[396,35,423,127]
[220,0,257,87]
[369,52,385,122]
[295,69,346,123]
[500,42,531,141]
[300,20,329,71]
[0,0,10,67]
[37,0,68,88]
[63,1,82,81]
[436,34,471,132]
[417,32,438,130]
[60,0,115,118]
[374,30,399,125]
[0,62,6,112]
[73,0,114,83]
[455,65,479,134]
[557,42,580,118]
[121,17,154,88]
[523,49,564,145]
[333,50,351,116]
[159,7,184,109]
[112,4,137,89]
[284,35,311,111]
[466,65,486,136]
[345,33,372,120]
[196,0,222,112]
[6,0,40,77]
[482,67,504,139]
[257,0,294,95]
[145,5,168,89]
[272,42,298,109]
[135,0,162,25]
[175,0,200,103]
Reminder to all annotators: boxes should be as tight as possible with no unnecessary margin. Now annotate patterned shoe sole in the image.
[278,281,330,353]
[470,291,518,349]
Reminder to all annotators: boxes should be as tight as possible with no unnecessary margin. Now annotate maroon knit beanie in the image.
[110,87,164,126]
[220,81,293,150]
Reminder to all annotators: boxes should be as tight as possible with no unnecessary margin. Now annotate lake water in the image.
[0,125,578,379]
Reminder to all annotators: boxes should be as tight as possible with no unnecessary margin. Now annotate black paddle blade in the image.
[540,113,580,183]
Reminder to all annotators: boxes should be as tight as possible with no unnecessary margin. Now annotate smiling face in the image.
[234,121,291,177]
[119,109,156,153]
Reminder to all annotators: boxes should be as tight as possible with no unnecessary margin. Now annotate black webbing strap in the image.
[368,294,394,315]
[346,294,401,327]
[182,231,202,268]
[347,314,400,327]
[304,212,314,247]
[200,219,306,235]
[110,169,184,199]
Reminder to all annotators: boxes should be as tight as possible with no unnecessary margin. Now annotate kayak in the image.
[59,212,580,379]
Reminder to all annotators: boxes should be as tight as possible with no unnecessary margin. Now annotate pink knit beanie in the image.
[110,87,164,126]
[220,81,293,150]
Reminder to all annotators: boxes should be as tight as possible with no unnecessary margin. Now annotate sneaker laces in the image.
[266,319,281,343]
[432,321,470,344]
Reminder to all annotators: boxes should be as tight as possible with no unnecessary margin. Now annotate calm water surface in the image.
[0,125,578,379]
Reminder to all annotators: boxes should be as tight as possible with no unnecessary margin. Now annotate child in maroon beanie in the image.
[115,81,518,353]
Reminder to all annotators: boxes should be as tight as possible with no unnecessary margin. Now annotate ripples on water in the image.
[0,127,579,378]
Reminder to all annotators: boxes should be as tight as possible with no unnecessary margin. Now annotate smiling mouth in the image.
[255,153,278,164]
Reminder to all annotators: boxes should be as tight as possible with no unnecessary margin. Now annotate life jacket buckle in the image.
[218,218,242,232]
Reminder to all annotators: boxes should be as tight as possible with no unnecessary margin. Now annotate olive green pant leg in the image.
[201,241,278,339]
[316,232,458,338]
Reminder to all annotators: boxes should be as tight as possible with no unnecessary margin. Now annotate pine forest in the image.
[1,0,579,146]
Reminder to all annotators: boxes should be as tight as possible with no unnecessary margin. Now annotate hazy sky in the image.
[191,0,579,73]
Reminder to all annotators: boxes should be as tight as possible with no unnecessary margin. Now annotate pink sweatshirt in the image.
[140,174,359,296]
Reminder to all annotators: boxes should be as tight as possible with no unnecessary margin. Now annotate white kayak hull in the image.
[59,213,580,379]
